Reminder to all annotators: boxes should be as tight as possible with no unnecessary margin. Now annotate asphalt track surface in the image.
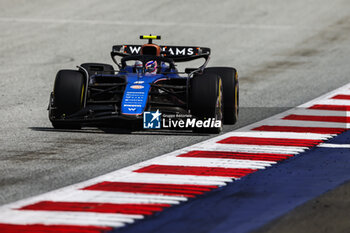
[1,0,350,231]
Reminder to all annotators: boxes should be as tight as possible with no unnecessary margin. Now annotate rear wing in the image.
[111,45,210,62]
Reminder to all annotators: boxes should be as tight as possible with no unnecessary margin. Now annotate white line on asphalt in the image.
[35,190,186,205]
[0,17,308,30]
[1,17,348,31]
[152,157,274,169]
[256,119,350,129]
[307,99,350,106]
[193,143,307,154]
[290,109,350,117]
[317,143,350,148]
[0,210,143,227]
[223,131,332,140]
[104,173,229,186]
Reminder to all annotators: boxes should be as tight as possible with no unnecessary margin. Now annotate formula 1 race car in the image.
[48,35,239,133]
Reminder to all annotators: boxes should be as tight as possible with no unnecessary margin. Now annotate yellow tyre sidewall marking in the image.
[80,84,85,106]
[235,72,238,117]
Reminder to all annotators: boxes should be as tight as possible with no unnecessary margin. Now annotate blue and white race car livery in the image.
[48,35,239,133]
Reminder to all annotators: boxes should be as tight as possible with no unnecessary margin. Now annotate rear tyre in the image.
[204,67,239,124]
[51,70,85,129]
[190,72,223,134]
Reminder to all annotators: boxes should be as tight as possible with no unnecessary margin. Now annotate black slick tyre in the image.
[204,67,239,124]
[51,70,85,129]
[190,72,223,134]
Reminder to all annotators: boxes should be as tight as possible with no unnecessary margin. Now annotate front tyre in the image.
[205,67,239,124]
[50,70,85,129]
[190,72,223,134]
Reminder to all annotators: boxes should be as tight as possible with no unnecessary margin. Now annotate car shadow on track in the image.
[29,127,207,136]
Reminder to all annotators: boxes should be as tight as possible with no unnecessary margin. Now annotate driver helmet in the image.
[134,60,143,73]
[145,60,158,74]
